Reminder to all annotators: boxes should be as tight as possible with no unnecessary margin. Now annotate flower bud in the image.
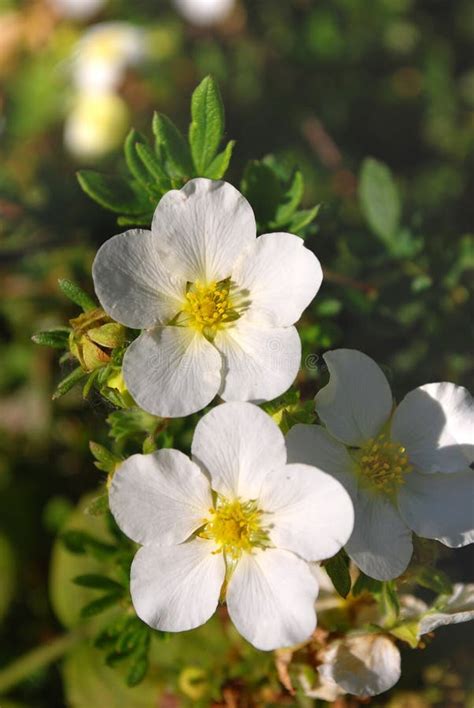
[69,308,125,372]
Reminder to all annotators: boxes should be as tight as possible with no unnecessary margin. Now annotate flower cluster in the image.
[59,170,473,694]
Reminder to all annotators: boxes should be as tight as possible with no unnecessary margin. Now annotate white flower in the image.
[286,349,474,580]
[72,22,145,93]
[400,583,474,636]
[93,178,322,417]
[48,0,106,20]
[64,92,129,159]
[173,0,235,26]
[317,633,401,698]
[108,402,354,650]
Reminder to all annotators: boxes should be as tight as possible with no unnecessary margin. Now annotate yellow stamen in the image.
[199,498,268,560]
[354,433,412,495]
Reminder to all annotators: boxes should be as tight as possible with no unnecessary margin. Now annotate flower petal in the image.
[319,635,401,698]
[123,327,222,417]
[92,228,186,328]
[391,383,474,474]
[231,232,323,327]
[226,548,318,650]
[398,469,474,547]
[346,492,413,580]
[215,320,301,403]
[419,584,474,634]
[286,424,358,496]
[109,449,212,546]
[315,349,393,446]
[191,401,286,498]
[151,179,256,282]
[259,463,354,561]
[131,539,225,632]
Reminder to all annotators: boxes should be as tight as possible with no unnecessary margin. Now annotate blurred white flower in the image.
[72,22,145,93]
[400,583,474,636]
[64,91,129,159]
[173,0,235,26]
[48,0,106,21]
[93,178,323,417]
[286,349,474,580]
[109,402,354,650]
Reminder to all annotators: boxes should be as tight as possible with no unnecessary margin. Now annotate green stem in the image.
[0,629,83,695]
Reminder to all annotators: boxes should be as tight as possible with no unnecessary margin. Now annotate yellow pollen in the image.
[355,434,412,495]
[199,499,268,559]
[180,280,241,338]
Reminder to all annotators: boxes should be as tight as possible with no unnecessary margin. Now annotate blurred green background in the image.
[0,0,473,705]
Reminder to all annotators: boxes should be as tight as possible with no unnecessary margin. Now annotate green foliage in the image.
[0,535,16,625]
[89,442,122,474]
[359,157,401,245]
[324,550,351,598]
[53,366,87,400]
[153,113,194,179]
[32,327,71,349]
[241,157,319,235]
[60,530,116,559]
[189,75,225,174]
[58,279,96,312]
[413,565,453,595]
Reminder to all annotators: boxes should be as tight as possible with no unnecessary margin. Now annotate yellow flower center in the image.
[199,499,268,559]
[178,280,243,339]
[355,434,412,495]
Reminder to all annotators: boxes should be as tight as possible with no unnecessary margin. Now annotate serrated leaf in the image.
[80,591,123,618]
[204,140,235,179]
[135,141,171,190]
[73,574,124,592]
[124,129,151,186]
[53,366,87,400]
[287,205,320,235]
[152,113,193,179]
[77,171,151,216]
[32,327,71,349]
[89,442,122,473]
[273,170,304,226]
[359,157,401,243]
[189,75,225,174]
[58,279,96,311]
[324,550,351,598]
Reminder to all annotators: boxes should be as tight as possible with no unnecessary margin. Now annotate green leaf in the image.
[379,581,400,627]
[58,279,96,311]
[324,550,351,598]
[287,205,320,235]
[53,367,87,400]
[359,157,401,243]
[204,140,235,179]
[414,566,453,595]
[124,129,151,186]
[127,649,149,687]
[135,142,171,191]
[116,214,153,227]
[241,160,282,226]
[189,75,225,174]
[85,494,109,517]
[274,170,304,226]
[32,327,71,349]
[60,529,116,558]
[352,572,383,597]
[152,113,193,179]
[73,574,124,592]
[89,442,122,473]
[77,171,151,216]
[80,592,124,619]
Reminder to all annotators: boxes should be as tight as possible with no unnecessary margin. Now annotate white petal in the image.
[319,634,401,697]
[232,232,323,327]
[398,469,474,547]
[346,492,413,580]
[215,320,301,403]
[286,424,358,496]
[123,327,222,417]
[131,539,225,632]
[226,548,318,650]
[109,449,212,546]
[151,179,256,282]
[419,584,474,634]
[259,463,354,561]
[315,349,393,446]
[191,401,286,498]
[92,229,185,328]
[391,383,474,474]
